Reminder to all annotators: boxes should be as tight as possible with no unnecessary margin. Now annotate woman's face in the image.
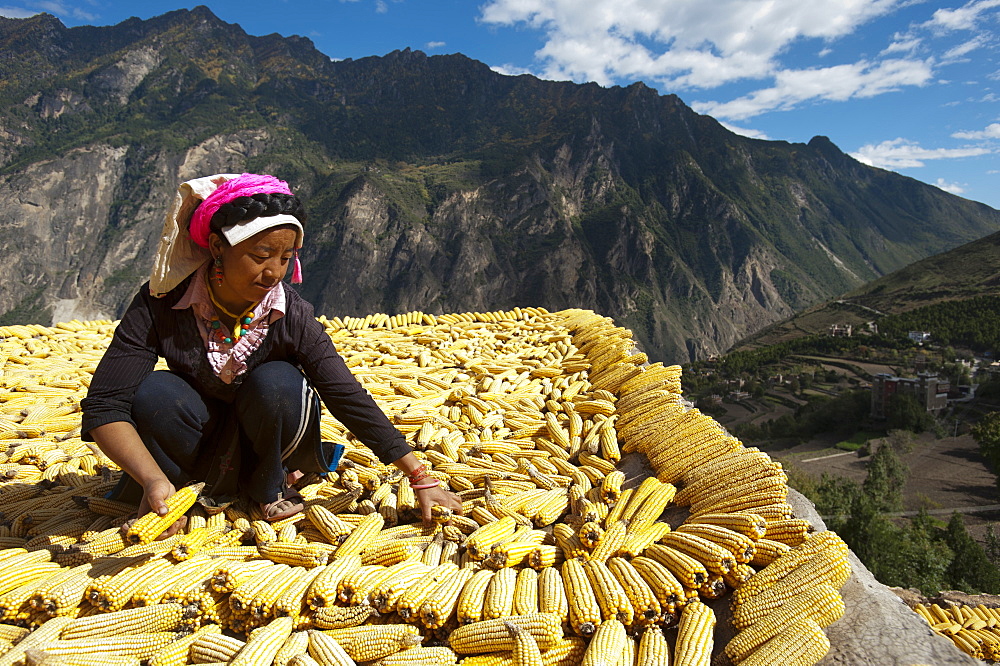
[209,226,297,309]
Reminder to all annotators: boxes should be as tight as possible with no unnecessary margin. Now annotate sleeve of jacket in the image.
[80,287,161,440]
[292,300,412,465]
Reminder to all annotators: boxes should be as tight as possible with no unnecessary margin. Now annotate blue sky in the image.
[3,0,999,210]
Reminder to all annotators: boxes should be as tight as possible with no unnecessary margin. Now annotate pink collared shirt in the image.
[173,263,287,384]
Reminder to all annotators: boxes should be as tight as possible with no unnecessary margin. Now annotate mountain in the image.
[2,8,999,362]
[741,228,1000,348]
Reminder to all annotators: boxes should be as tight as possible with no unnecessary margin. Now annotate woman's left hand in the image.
[414,484,464,526]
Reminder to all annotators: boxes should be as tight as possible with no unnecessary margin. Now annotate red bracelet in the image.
[407,464,428,481]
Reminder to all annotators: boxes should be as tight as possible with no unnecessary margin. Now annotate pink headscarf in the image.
[188,173,303,284]
[188,173,294,248]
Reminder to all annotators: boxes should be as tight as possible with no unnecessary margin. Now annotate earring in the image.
[213,256,224,287]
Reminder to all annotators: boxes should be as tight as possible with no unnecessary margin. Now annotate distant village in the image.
[692,324,999,425]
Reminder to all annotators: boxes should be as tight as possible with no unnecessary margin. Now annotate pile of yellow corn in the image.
[913,602,1000,661]
[0,308,852,665]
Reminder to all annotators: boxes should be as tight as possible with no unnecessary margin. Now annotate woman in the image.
[81,173,462,532]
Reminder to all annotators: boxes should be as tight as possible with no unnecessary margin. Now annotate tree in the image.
[972,412,1000,487]
[885,392,934,434]
[863,442,907,513]
[944,513,1000,593]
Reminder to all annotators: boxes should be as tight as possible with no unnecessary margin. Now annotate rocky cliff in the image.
[2,7,999,362]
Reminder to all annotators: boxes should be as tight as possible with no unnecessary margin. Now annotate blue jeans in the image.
[112,361,340,505]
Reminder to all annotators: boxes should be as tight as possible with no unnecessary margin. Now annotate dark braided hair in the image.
[209,193,307,239]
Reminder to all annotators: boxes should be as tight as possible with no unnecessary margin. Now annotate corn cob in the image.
[372,562,434,615]
[659,531,735,575]
[419,567,474,629]
[581,618,627,666]
[763,518,813,546]
[190,632,247,663]
[275,565,329,618]
[676,523,755,564]
[588,520,628,563]
[583,559,634,626]
[618,521,670,559]
[333,513,385,559]
[605,557,660,625]
[748,538,790,567]
[124,483,203,544]
[629,556,685,610]
[305,504,354,545]
[738,618,830,666]
[60,602,184,640]
[148,622,221,666]
[228,616,295,665]
[562,558,602,636]
[249,565,304,619]
[29,632,177,660]
[513,567,539,615]
[457,569,494,625]
[327,623,423,662]
[483,567,517,620]
[272,630,310,666]
[92,558,173,612]
[527,544,564,570]
[306,554,363,609]
[312,604,378,630]
[723,563,756,590]
[466,517,518,560]
[624,484,676,531]
[259,540,332,568]
[734,531,849,603]
[370,645,459,665]
[673,600,715,666]
[732,551,851,629]
[22,649,140,666]
[451,637,586,666]
[552,523,588,560]
[636,626,670,665]
[641,545,707,588]
[397,563,459,619]
[448,613,562,654]
[726,582,844,659]
[338,565,390,606]
[688,512,766,540]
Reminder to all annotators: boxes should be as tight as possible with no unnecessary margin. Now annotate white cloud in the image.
[943,34,989,60]
[375,0,387,13]
[426,41,446,49]
[952,123,1000,139]
[490,63,536,77]
[881,35,922,55]
[818,48,833,57]
[850,138,991,168]
[924,0,1000,32]
[694,58,933,120]
[0,6,37,17]
[934,177,966,194]
[720,122,772,140]
[26,0,94,20]
[479,0,904,89]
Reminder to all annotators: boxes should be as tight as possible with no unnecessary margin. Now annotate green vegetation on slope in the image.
[794,439,1000,595]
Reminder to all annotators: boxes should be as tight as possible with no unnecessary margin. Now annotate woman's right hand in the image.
[122,477,186,540]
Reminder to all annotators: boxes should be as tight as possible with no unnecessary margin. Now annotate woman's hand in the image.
[414,484,464,527]
[122,477,186,540]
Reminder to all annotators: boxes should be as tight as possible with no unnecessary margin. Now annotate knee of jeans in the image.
[238,362,303,413]
[132,373,173,424]
[133,372,207,430]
